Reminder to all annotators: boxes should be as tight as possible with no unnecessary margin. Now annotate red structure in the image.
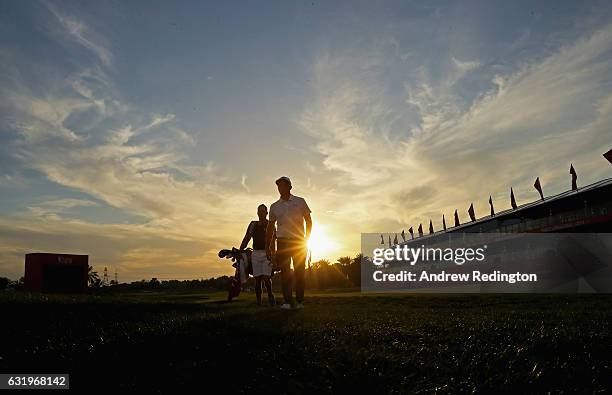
[24,253,88,293]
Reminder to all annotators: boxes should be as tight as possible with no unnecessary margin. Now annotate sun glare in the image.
[307,222,338,260]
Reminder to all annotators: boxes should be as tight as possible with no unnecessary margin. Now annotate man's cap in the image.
[275,176,292,186]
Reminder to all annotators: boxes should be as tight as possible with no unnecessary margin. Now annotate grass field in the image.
[1,290,611,393]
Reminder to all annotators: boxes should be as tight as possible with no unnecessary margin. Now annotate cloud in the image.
[299,21,612,243]
[0,174,27,188]
[25,198,98,219]
[43,1,113,67]
[25,198,97,219]
[42,198,98,209]
[241,174,250,192]
[0,4,273,281]
[298,54,417,187]
[405,56,481,135]
[0,214,228,281]
[392,185,438,208]
[137,113,176,133]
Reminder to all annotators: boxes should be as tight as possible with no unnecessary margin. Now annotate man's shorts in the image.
[251,250,272,277]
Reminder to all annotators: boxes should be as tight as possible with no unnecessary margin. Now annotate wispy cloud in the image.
[241,174,250,192]
[42,198,97,209]
[26,198,97,219]
[299,21,612,239]
[0,3,272,280]
[43,1,113,67]
[0,214,228,280]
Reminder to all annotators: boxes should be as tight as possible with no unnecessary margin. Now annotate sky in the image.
[1,0,612,282]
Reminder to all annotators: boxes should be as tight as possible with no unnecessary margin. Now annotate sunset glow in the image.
[307,223,338,261]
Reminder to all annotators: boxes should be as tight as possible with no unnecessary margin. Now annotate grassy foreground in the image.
[1,290,611,393]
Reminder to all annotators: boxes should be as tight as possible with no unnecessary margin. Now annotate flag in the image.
[489,196,495,216]
[510,187,517,209]
[468,203,476,221]
[408,227,414,239]
[442,214,447,231]
[534,177,544,200]
[604,148,612,164]
[429,219,434,234]
[454,209,460,227]
[401,229,406,242]
[380,234,384,245]
[388,235,392,248]
[418,224,423,237]
[570,164,577,191]
[393,233,398,245]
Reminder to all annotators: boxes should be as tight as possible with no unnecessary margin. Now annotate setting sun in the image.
[307,222,338,260]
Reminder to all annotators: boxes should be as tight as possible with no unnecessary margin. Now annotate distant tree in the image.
[15,276,24,290]
[346,254,363,286]
[336,256,353,279]
[99,252,364,293]
[88,266,101,288]
[149,278,160,288]
[311,259,331,271]
[306,259,351,289]
[336,256,352,267]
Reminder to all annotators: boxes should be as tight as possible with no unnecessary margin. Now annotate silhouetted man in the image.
[240,204,275,306]
[266,176,312,310]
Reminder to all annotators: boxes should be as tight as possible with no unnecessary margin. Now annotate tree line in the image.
[0,254,367,292]
[94,254,365,292]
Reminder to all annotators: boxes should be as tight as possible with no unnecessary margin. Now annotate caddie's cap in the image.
[275,176,292,186]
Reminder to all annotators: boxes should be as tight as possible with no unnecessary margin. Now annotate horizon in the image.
[2,0,612,282]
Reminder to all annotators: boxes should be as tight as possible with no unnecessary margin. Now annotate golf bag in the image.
[218,248,252,301]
